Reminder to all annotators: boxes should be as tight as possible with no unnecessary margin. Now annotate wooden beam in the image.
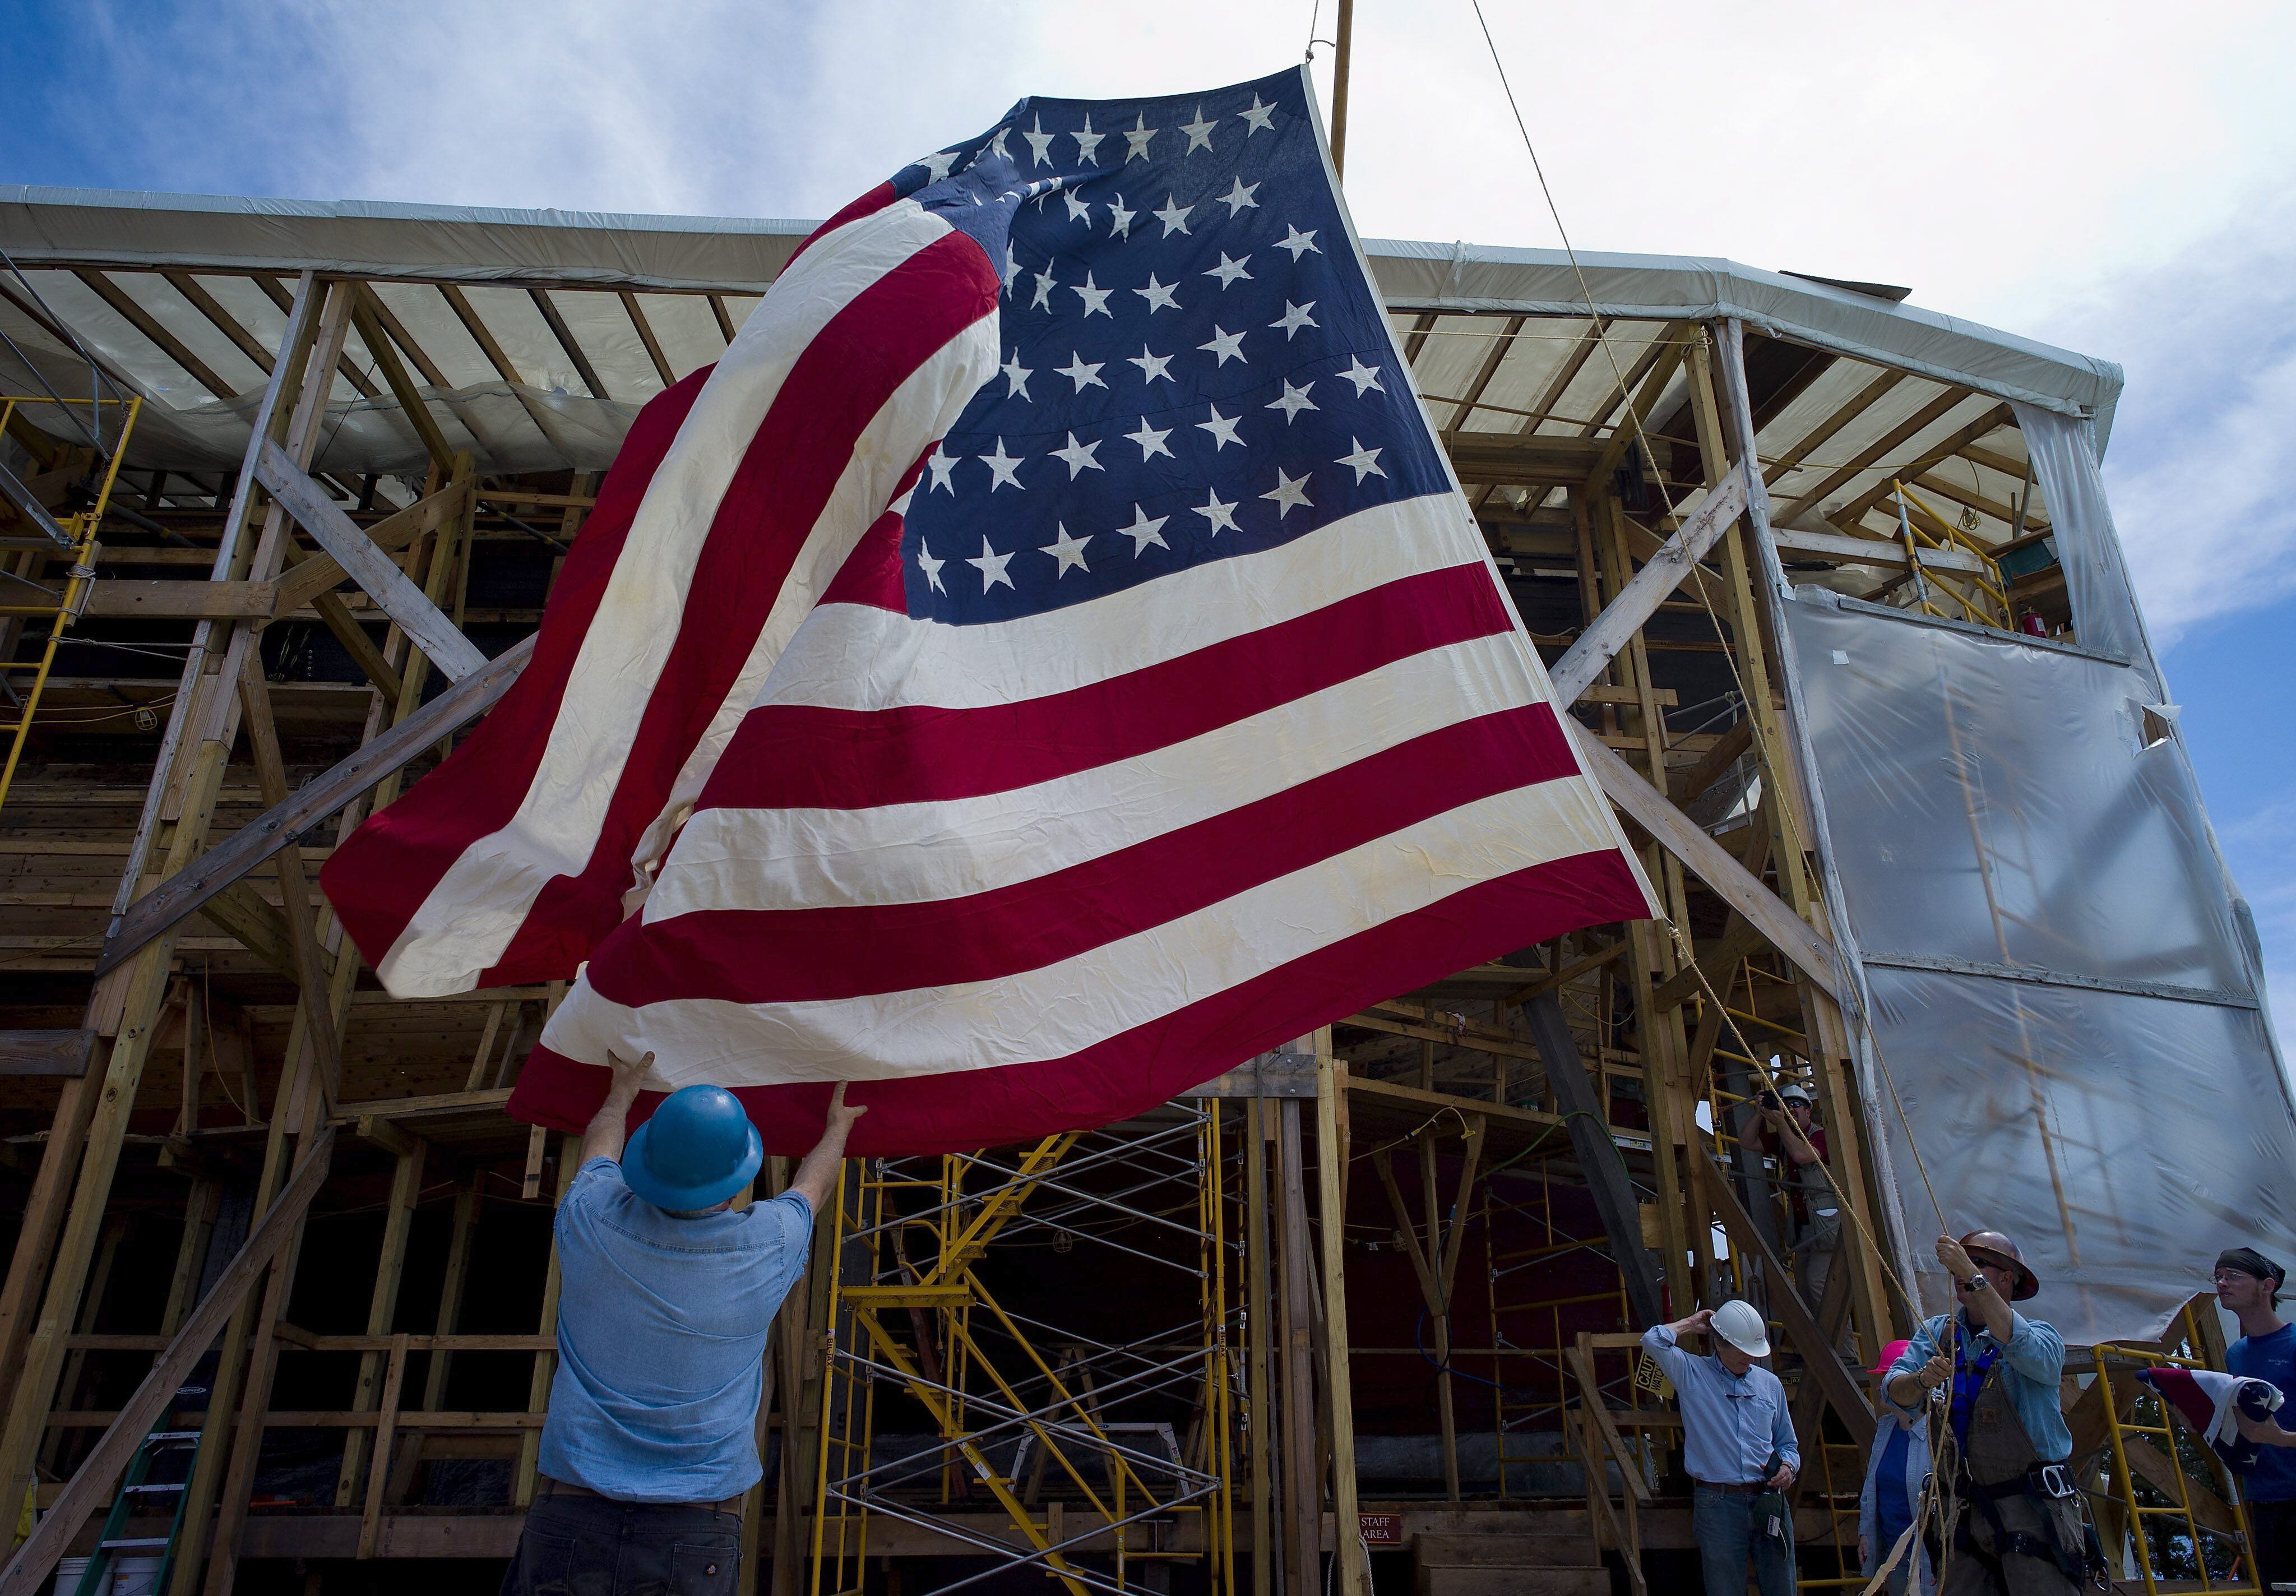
[95,632,535,977]
[0,1130,335,1596]
[618,290,677,388]
[0,1030,94,1077]
[1761,368,1902,487]
[1568,720,1844,1002]
[707,294,740,346]
[80,580,275,620]
[351,288,456,477]
[1769,524,1985,573]
[71,269,236,402]
[252,439,485,681]
[1312,1040,1367,1596]
[1909,468,2048,534]
[1776,386,1973,525]
[527,289,611,403]
[1549,461,1750,703]
[160,272,274,378]
[1522,994,1665,1327]
[1834,404,2017,528]
[1696,1149,1874,1450]
[272,477,474,618]
[251,275,378,397]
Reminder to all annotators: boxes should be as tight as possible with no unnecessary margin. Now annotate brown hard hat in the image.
[1959,1229,2040,1302]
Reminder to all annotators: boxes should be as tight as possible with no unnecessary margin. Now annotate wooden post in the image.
[1274,1096,1317,1596]
[515,1138,578,1505]
[1313,1034,1365,1596]
[336,1130,427,1504]
[1328,0,1355,180]
[1244,1097,1272,1596]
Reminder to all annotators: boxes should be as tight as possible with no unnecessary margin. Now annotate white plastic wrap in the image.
[1783,591,2296,1342]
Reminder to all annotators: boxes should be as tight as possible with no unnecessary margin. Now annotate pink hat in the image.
[1871,1338,1911,1378]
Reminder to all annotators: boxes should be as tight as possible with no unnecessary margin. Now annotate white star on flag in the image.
[1050,432,1104,478]
[1124,417,1174,460]
[1118,505,1170,553]
[927,446,959,493]
[1123,115,1158,161]
[1023,115,1055,167]
[1072,273,1113,317]
[968,536,1016,591]
[1217,177,1261,216]
[1063,190,1093,225]
[1106,195,1136,238]
[1135,274,1181,313]
[1040,523,1093,575]
[1056,352,1107,391]
[1197,405,1244,450]
[1267,378,1317,422]
[1337,356,1384,396]
[1198,326,1247,366]
[1072,115,1106,163]
[1335,437,1386,482]
[1239,94,1276,133]
[1001,350,1033,399]
[916,149,959,181]
[916,539,946,592]
[1271,301,1318,340]
[1204,253,1252,289]
[1262,468,1313,518]
[978,438,1025,491]
[1030,266,1056,311]
[1193,488,1239,534]
[1127,346,1176,384]
[1154,197,1193,237]
[1275,224,1321,260]
[1179,105,1217,152]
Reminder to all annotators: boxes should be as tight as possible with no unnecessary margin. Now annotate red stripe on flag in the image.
[595,702,1576,1005]
[786,182,899,267]
[816,443,938,612]
[320,363,716,973]
[508,846,1646,1154]
[705,562,1515,812]
[479,228,1004,983]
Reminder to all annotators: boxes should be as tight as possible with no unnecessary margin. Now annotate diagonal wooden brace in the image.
[94,635,535,978]
[1549,460,1752,704]
[252,438,485,682]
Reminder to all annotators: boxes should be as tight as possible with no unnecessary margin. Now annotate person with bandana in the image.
[1886,1231,2089,1594]
[2215,1246,2296,1588]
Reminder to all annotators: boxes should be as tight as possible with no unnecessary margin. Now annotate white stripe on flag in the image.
[376,202,994,996]
[538,775,1621,1083]
[649,631,1544,920]
[760,491,1494,713]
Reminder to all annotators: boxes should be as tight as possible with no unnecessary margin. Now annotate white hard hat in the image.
[1710,1299,1771,1358]
[1777,1082,1812,1104]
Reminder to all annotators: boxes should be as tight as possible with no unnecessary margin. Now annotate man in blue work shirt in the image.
[2214,1247,2296,1590]
[1644,1298,1800,1596]
[1887,1230,2086,1595]
[501,1051,865,1596]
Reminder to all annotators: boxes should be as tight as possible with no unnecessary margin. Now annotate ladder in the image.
[73,1387,205,1596]
[0,394,141,818]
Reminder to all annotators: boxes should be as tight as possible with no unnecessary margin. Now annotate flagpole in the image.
[1330,0,1355,179]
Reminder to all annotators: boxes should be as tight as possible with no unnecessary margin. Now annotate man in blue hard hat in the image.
[501,1049,864,1596]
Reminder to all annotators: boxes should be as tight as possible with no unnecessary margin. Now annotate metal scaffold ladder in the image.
[0,394,141,817]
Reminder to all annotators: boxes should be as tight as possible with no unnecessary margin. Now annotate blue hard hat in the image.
[621,1084,763,1212]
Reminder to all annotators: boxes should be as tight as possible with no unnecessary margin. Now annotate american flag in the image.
[322,67,1657,1154]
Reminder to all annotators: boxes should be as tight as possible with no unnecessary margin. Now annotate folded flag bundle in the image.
[2137,1366,2284,1472]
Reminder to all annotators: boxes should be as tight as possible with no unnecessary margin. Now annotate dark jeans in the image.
[502,1493,742,1596]
[1693,1483,1795,1596]
[2253,1497,2296,1593]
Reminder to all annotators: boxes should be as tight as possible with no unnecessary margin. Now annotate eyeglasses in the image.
[2215,1271,2260,1285]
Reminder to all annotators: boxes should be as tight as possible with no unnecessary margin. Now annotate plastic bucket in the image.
[109,1558,165,1596]
[49,1557,90,1596]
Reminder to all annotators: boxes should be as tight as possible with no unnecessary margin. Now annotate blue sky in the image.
[7,0,2294,1025]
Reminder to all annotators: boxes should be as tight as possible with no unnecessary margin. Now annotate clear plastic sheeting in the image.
[1782,590,2295,1343]
[2013,403,2159,680]
[1789,594,2250,995]
[1863,964,2290,1339]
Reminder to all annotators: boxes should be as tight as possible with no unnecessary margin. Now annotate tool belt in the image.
[1955,1461,2102,1589]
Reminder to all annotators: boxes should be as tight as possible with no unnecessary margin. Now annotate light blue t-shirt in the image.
[538,1158,814,1502]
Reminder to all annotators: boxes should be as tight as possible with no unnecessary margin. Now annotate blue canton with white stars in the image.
[887,68,1450,624]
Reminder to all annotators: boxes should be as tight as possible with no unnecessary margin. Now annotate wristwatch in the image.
[1962,1275,1989,1293]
